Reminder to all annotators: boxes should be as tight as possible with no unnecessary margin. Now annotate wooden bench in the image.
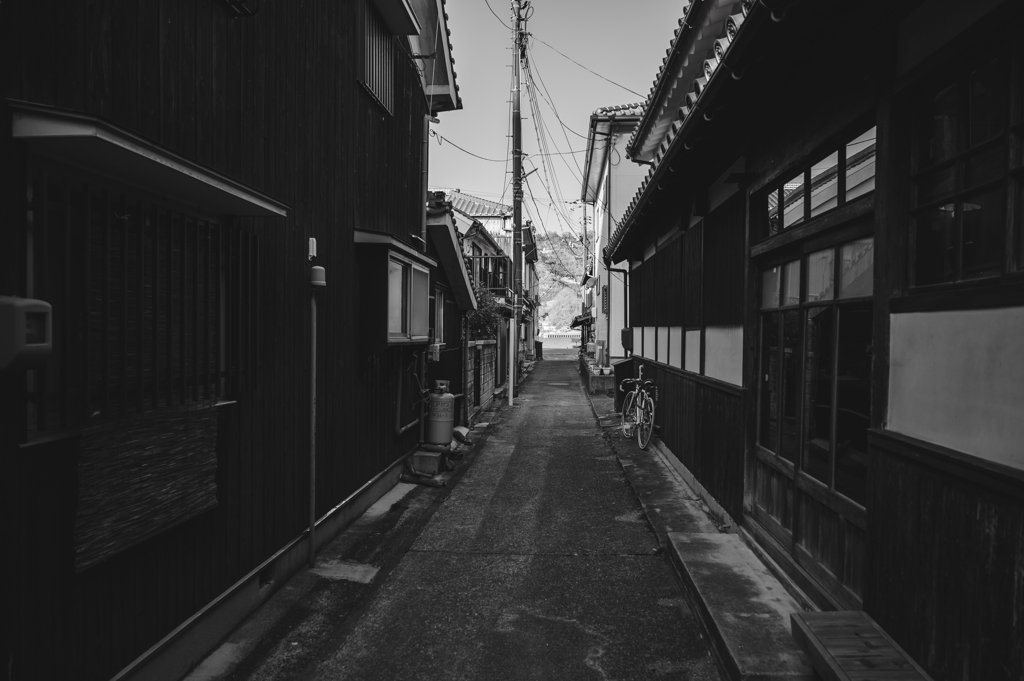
[790,611,934,681]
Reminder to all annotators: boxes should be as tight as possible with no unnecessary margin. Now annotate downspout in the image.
[462,315,470,425]
[420,113,430,441]
[603,126,613,359]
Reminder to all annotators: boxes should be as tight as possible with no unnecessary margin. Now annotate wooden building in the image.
[0,1,467,679]
[606,1,1024,679]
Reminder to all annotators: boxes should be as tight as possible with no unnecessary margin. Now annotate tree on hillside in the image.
[541,286,580,329]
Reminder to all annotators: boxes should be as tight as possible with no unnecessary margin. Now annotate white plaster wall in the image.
[657,327,669,364]
[685,330,701,373]
[704,326,743,387]
[669,326,683,368]
[888,307,1024,471]
[643,326,656,359]
[633,327,644,359]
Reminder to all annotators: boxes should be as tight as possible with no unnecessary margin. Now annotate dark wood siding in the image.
[1,1,431,679]
[655,237,683,327]
[641,255,656,327]
[629,261,644,327]
[865,431,1024,681]
[703,192,745,327]
[617,358,745,523]
[682,222,702,328]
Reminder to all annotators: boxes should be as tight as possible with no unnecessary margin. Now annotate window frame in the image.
[762,122,877,240]
[907,37,1022,289]
[756,236,875,509]
[358,0,395,114]
[387,253,430,344]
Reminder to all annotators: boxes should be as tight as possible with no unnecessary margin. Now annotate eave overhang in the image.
[581,106,643,204]
[608,0,783,263]
[10,100,289,218]
[427,207,477,311]
[373,0,422,35]
[417,0,462,113]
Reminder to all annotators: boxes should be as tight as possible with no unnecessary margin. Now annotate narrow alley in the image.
[187,357,722,681]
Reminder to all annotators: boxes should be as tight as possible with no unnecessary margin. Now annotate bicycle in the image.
[619,365,657,449]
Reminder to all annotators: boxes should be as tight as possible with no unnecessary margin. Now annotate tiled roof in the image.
[592,102,646,118]
[606,0,756,262]
[440,0,463,110]
[626,0,749,161]
[447,190,512,218]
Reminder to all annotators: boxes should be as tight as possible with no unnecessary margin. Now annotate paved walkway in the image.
[188,357,722,680]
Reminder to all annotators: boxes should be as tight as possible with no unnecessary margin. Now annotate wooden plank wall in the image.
[1,1,430,679]
[866,434,1024,681]
[615,359,745,522]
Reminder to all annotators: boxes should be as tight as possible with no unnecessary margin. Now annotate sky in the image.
[428,0,684,237]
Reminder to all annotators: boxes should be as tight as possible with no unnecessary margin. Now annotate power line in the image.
[430,130,508,162]
[483,0,511,29]
[530,34,644,98]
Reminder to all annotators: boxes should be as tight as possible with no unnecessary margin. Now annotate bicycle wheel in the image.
[637,392,655,450]
[621,390,636,438]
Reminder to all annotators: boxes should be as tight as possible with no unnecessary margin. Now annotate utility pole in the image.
[509,0,525,408]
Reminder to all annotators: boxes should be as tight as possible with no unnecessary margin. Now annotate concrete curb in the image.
[581,378,812,681]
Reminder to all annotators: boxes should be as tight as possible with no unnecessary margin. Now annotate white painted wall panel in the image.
[685,330,701,373]
[704,326,743,386]
[643,326,656,359]
[888,308,1024,471]
[669,327,683,368]
[657,327,669,364]
[633,327,644,358]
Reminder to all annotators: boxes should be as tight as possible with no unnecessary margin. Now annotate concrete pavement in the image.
[185,356,722,680]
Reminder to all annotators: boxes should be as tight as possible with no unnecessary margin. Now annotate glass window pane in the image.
[782,260,801,306]
[388,260,406,335]
[780,309,801,464]
[806,249,835,302]
[840,238,874,298]
[965,145,1005,189]
[759,312,780,452]
[767,188,782,236]
[411,267,430,337]
[917,83,958,170]
[969,52,1007,147]
[962,186,1006,279]
[835,303,872,505]
[434,289,444,341]
[915,165,956,206]
[914,207,955,285]
[803,306,834,486]
[761,266,781,309]
[846,127,876,202]
[782,173,805,228]
[810,152,839,217]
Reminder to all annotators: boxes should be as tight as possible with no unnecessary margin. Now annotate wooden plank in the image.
[792,612,934,681]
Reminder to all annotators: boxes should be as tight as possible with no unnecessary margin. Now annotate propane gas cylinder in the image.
[425,380,455,445]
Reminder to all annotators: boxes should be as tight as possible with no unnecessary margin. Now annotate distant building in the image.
[580,103,647,363]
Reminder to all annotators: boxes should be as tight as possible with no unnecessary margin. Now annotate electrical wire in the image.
[430,130,508,162]
[483,0,511,29]
[529,34,644,98]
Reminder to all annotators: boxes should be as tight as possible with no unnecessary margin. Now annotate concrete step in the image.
[410,450,446,476]
[666,533,814,681]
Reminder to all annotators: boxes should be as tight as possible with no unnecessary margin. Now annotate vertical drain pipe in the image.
[309,239,326,568]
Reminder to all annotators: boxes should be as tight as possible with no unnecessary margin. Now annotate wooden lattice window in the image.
[360,0,395,113]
